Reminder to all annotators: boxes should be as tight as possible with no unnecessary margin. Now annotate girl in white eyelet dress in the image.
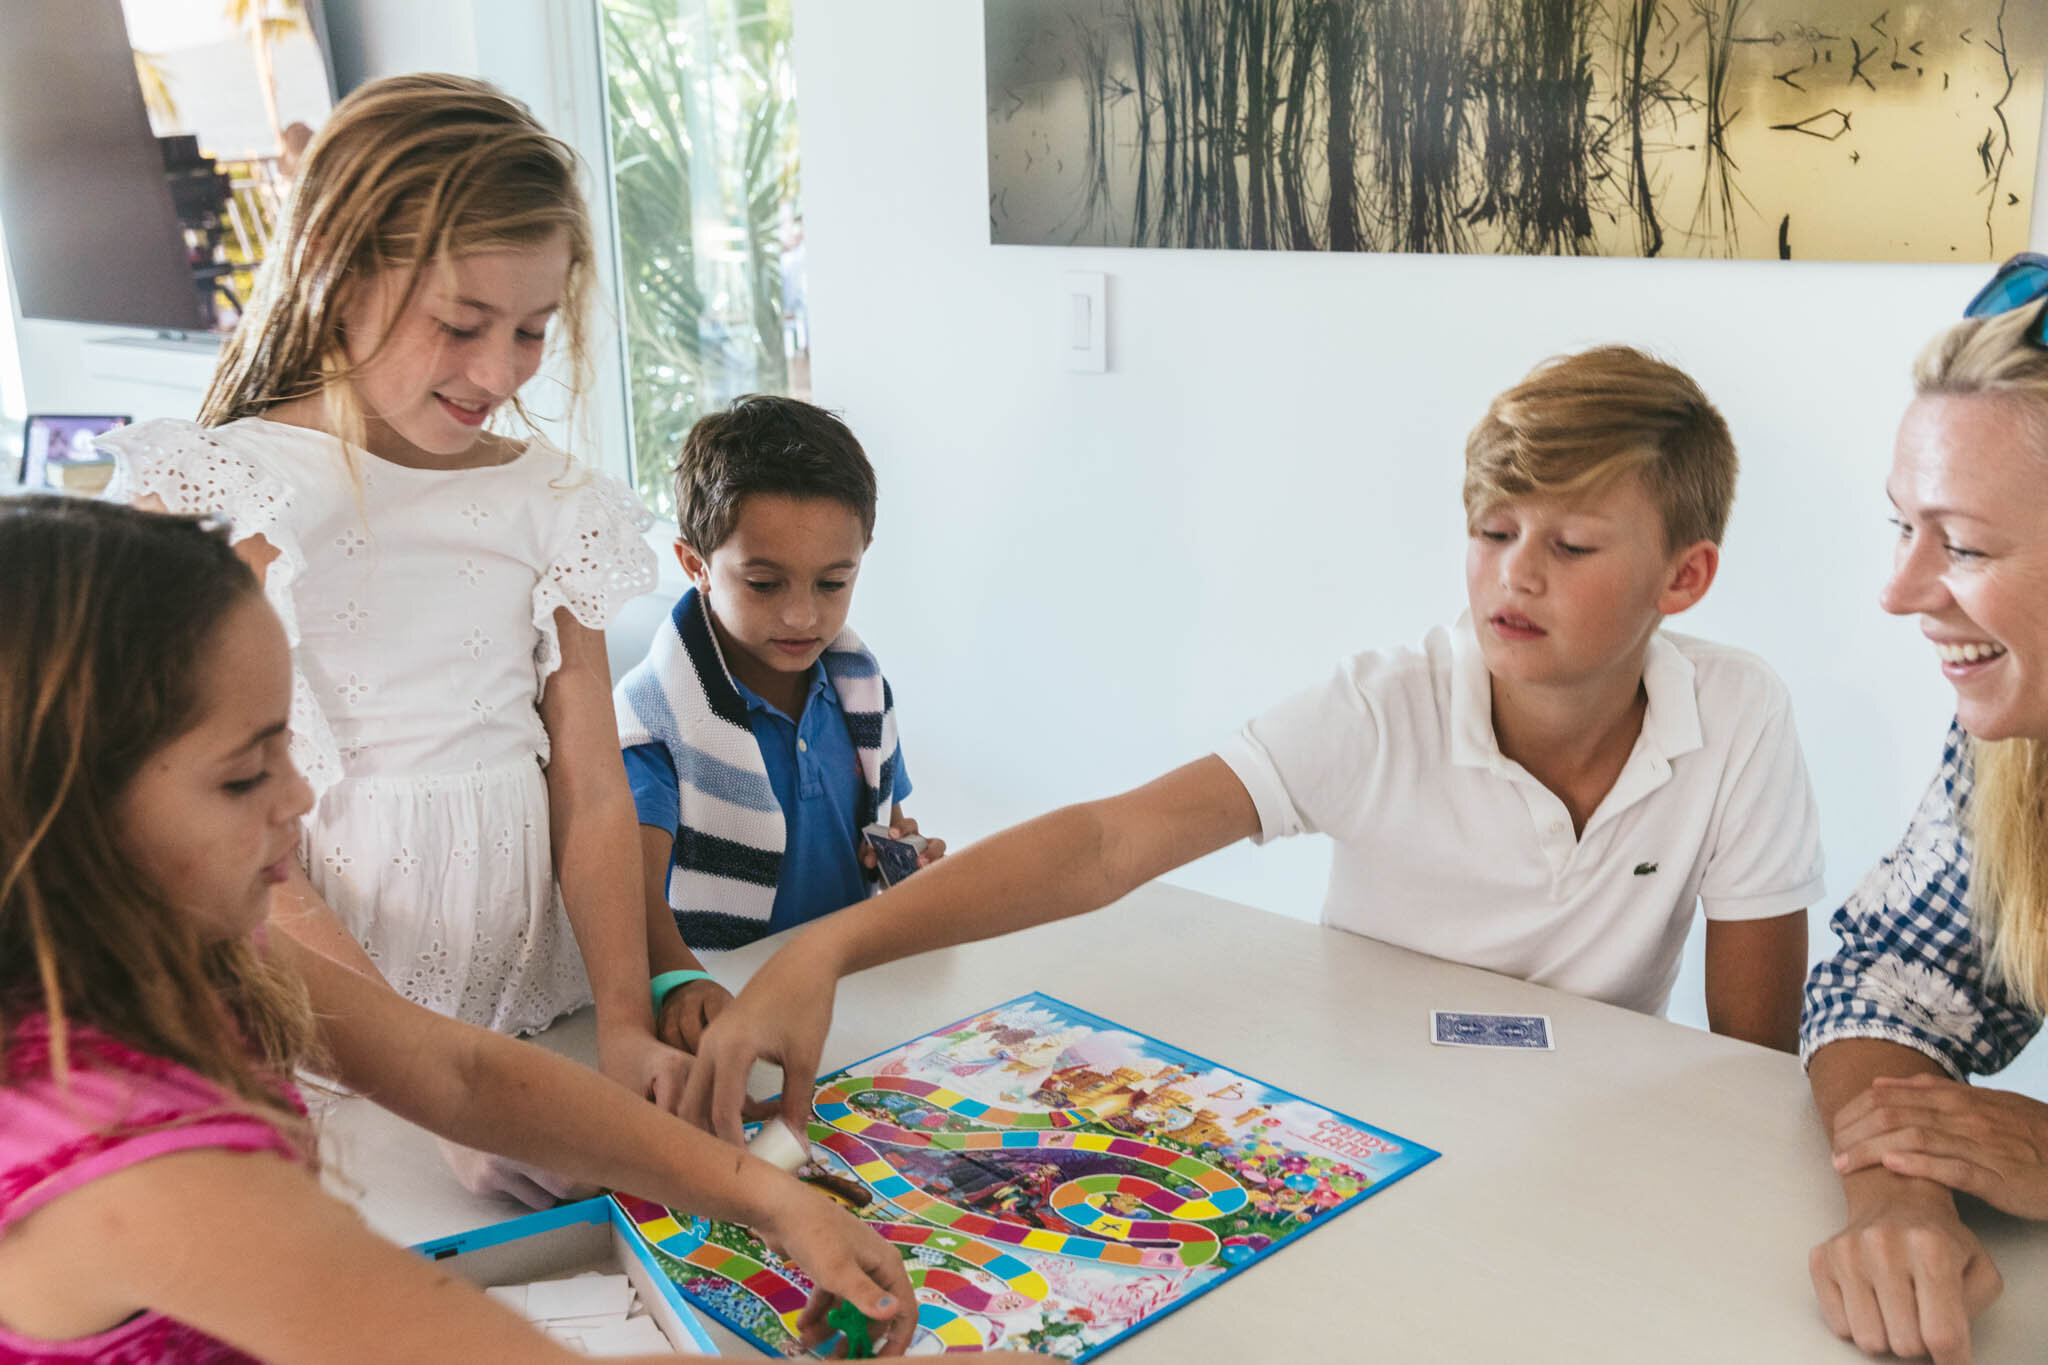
[104,416,650,1034]
[99,74,693,1129]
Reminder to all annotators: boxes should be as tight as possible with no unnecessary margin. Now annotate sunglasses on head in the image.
[1963,252,2048,347]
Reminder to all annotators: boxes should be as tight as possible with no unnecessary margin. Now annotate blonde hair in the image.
[0,500,319,1156]
[1464,345,1737,550]
[1917,301,2048,1011]
[200,73,595,454]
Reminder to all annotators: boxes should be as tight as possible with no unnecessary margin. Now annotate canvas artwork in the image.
[985,0,2047,261]
[617,993,1437,1357]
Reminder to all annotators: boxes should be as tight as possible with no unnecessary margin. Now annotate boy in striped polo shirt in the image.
[616,395,943,1053]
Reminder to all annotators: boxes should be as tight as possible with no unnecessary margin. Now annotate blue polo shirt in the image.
[624,662,911,934]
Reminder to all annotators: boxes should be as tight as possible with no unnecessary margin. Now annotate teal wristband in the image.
[651,969,715,1013]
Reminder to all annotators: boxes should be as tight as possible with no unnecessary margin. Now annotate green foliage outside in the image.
[602,0,805,520]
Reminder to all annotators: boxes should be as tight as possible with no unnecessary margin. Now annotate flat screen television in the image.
[0,0,339,337]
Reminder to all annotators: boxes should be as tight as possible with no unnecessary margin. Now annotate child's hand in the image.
[682,935,838,1144]
[757,1179,919,1357]
[856,815,947,872]
[435,1137,596,1210]
[656,976,735,1054]
[597,1025,695,1115]
[891,815,946,868]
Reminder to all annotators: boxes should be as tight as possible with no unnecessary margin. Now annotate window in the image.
[601,0,807,520]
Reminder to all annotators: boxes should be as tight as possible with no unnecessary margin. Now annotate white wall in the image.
[791,0,2048,1096]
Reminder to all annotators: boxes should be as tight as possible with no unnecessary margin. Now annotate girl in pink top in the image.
[0,499,946,1362]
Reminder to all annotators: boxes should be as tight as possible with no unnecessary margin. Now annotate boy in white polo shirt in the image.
[680,345,1825,1138]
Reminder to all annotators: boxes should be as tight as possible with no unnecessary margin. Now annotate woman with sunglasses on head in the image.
[1803,255,2048,1365]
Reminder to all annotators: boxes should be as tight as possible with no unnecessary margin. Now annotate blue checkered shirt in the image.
[1800,721,2044,1079]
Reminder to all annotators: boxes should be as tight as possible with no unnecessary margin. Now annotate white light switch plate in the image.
[1063,271,1106,372]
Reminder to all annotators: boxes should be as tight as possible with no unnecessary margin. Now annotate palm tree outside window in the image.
[601,0,807,520]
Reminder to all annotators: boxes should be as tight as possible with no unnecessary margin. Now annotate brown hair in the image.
[200,73,595,454]
[1463,345,1737,550]
[672,395,878,553]
[0,499,317,1151]
[1918,301,2048,1011]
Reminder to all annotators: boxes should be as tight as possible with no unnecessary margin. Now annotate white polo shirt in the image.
[1217,616,1825,1015]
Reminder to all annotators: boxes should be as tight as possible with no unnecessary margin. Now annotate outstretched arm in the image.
[0,1145,686,1365]
[283,934,922,1354]
[269,858,382,976]
[682,755,1260,1141]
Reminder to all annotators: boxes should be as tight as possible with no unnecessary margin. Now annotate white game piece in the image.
[747,1058,784,1098]
[746,1115,810,1174]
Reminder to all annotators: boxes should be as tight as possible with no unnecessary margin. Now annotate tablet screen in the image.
[21,414,130,492]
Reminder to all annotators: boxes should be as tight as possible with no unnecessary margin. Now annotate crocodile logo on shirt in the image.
[1633,861,1659,876]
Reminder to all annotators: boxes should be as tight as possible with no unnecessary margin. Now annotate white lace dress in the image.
[101,417,657,1034]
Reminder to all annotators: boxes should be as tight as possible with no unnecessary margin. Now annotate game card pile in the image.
[486,1271,673,1356]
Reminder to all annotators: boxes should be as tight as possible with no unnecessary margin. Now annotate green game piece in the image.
[825,1300,876,1359]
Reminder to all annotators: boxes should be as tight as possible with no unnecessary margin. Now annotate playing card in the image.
[1430,1010,1554,1050]
[863,829,922,887]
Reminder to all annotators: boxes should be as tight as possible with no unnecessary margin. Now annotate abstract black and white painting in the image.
[985,0,2045,260]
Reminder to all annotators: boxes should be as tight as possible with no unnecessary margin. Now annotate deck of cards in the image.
[862,823,926,888]
[1430,1010,1554,1050]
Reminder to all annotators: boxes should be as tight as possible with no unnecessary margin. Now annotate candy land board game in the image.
[615,992,1438,1358]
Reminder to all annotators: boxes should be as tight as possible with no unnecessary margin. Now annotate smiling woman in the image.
[1802,264,2048,1365]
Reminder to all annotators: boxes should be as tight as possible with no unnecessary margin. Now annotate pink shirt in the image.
[0,1014,305,1363]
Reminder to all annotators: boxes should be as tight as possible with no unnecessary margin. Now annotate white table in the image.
[323,883,2048,1362]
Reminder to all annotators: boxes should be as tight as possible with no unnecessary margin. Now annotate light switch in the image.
[1063,271,1106,372]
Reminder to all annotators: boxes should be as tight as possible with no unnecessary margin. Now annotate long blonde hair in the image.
[1916,301,2048,1010]
[0,500,319,1153]
[200,73,595,453]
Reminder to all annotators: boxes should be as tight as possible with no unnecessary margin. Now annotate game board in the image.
[615,992,1437,1358]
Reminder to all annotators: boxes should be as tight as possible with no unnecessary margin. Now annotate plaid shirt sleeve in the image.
[1800,721,2045,1079]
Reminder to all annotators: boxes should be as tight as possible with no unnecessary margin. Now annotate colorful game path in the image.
[619,1075,1260,1353]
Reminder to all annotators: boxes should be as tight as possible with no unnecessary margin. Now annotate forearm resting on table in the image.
[1810,1037,1952,1120]
[1808,1037,1957,1208]
[802,755,1257,979]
